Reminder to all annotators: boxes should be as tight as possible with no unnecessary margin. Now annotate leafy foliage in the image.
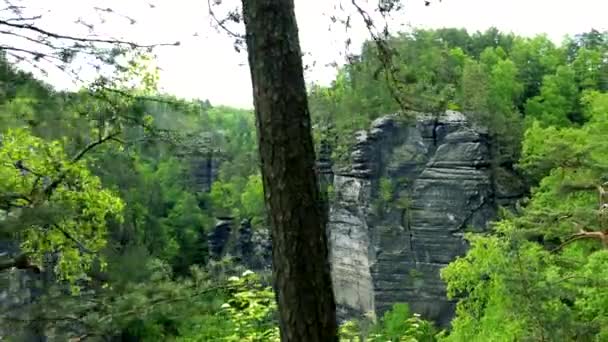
[0,48,265,339]
[339,303,438,341]
[0,128,123,283]
[441,92,608,341]
[310,28,607,165]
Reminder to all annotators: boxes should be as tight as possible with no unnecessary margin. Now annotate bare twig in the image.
[0,29,57,48]
[0,45,63,61]
[3,15,42,22]
[350,0,412,112]
[0,19,179,47]
[206,0,245,40]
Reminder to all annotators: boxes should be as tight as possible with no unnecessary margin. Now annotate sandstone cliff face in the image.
[207,218,272,270]
[327,111,524,326]
[0,240,52,340]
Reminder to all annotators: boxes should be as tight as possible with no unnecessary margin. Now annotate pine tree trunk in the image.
[240,0,338,341]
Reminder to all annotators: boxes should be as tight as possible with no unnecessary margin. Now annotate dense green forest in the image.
[1,26,608,341]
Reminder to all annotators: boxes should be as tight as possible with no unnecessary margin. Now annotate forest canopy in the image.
[1,24,608,341]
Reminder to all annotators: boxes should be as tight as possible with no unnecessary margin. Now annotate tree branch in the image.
[53,224,94,254]
[42,130,121,198]
[558,183,597,194]
[350,0,412,112]
[0,29,57,48]
[0,192,32,210]
[73,131,122,164]
[207,0,245,40]
[0,19,179,47]
[552,229,608,252]
[3,15,42,22]
[0,44,63,61]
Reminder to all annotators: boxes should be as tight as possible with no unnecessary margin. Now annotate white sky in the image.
[10,0,608,109]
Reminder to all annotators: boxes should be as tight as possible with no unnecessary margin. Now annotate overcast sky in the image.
[15,0,608,109]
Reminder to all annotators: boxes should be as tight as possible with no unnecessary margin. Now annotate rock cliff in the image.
[327,111,524,326]
[0,240,54,340]
[207,218,272,270]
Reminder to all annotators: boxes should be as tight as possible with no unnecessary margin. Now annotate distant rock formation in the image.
[208,217,233,259]
[326,111,525,326]
[207,217,271,270]
[190,153,220,193]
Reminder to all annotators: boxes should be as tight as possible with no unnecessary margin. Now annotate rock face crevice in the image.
[327,111,524,326]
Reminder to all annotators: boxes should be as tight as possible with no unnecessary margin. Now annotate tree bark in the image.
[240,0,338,341]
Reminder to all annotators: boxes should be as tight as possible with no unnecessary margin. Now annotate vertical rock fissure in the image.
[455,195,492,233]
[431,116,440,147]
[402,206,414,253]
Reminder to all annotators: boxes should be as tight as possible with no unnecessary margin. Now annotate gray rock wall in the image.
[207,218,272,270]
[0,240,48,341]
[327,111,524,326]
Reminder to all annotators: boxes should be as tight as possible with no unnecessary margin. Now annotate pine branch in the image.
[558,183,597,194]
[552,229,608,252]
